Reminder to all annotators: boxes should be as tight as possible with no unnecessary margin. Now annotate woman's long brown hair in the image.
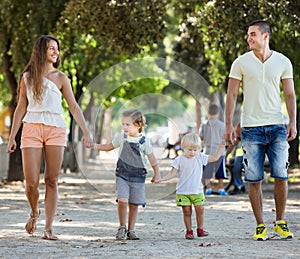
[18,35,61,104]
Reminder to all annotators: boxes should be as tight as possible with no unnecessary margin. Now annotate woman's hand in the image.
[6,139,17,154]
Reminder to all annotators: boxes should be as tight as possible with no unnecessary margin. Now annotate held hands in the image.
[81,134,94,148]
[151,174,162,184]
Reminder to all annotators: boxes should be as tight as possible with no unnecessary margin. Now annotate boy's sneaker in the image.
[197,228,209,237]
[116,226,126,240]
[253,224,268,241]
[185,230,194,239]
[127,230,140,240]
[205,188,212,195]
[218,189,228,196]
[274,220,293,239]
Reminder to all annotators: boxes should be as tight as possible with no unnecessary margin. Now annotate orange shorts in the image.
[21,122,67,149]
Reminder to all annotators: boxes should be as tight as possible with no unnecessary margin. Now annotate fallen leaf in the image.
[199,242,214,247]
[59,218,73,222]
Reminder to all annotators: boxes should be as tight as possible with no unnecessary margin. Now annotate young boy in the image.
[156,133,225,239]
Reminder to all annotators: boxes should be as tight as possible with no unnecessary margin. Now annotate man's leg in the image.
[274,179,287,220]
[248,181,264,225]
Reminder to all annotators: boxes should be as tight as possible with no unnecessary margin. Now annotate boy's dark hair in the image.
[248,20,272,39]
[208,104,219,116]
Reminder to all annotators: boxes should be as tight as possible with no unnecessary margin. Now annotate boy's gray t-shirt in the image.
[200,118,225,155]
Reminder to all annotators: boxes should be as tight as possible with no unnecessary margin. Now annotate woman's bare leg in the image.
[22,148,43,234]
[43,145,64,236]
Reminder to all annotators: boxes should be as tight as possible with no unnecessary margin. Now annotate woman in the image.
[6,35,93,240]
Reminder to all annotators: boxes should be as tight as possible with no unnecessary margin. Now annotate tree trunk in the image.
[105,107,112,143]
[3,39,24,181]
[7,126,23,181]
[195,100,201,133]
[97,108,105,144]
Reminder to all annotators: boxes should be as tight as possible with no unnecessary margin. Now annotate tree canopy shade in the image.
[60,0,170,56]
[0,0,299,180]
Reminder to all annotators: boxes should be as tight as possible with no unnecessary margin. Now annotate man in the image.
[225,20,297,241]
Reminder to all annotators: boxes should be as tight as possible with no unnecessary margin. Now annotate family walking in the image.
[6,19,296,242]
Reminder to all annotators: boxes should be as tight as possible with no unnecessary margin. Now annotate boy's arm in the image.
[93,143,115,151]
[147,153,161,183]
[208,139,226,163]
[158,167,178,183]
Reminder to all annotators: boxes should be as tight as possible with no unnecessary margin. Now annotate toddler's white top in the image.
[172,154,208,194]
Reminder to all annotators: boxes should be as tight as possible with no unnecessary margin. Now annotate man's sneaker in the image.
[127,230,140,240]
[116,226,126,240]
[205,188,212,195]
[240,185,247,193]
[274,220,293,239]
[253,224,268,241]
[185,230,194,239]
[197,228,209,237]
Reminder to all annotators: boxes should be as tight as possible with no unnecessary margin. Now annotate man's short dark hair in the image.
[248,20,272,39]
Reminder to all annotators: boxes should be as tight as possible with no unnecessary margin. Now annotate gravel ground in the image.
[0,155,299,259]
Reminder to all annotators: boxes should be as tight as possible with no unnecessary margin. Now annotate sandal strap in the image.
[29,209,41,220]
[43,229,58,240]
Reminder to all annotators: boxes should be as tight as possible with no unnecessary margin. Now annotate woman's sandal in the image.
[43,229,58,240]
[25,210,41,235]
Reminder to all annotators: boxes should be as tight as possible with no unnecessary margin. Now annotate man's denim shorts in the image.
[241,124,289,182]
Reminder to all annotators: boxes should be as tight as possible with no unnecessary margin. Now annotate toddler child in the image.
[156,133,225,239]
[93,109,161,240]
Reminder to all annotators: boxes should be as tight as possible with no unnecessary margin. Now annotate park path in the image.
[0,153,299,259]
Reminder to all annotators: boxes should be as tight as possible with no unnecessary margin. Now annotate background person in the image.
[225,123,246,195]
[200,104,227,196]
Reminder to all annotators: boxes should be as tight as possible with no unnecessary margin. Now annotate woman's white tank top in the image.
[22,72,66,128]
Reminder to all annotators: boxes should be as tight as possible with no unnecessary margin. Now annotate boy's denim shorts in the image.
[116,176,146,206]
[241,124,289,182]
[203,156,227,179]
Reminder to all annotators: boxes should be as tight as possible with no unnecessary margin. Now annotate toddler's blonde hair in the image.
[181,133,201,150]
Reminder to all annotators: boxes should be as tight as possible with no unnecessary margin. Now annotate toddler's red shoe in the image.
[185,230,194,239]
[197,228,209,237]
